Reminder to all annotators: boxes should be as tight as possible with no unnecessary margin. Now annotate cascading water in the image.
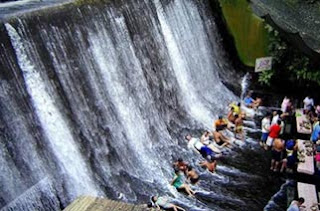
[0,0,284,210]
[241,73,250,100]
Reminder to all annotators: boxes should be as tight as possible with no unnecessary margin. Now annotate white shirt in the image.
[201,134,211,145]
[261,117,270,133]
[187,138,203,151]
[281,98,289,112]
[271,115,279,125]
[303,97,314,109]
[280,121,285,135]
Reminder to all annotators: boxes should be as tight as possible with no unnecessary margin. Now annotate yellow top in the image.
[230,103,240,115]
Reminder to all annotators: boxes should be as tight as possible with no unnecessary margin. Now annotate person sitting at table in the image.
[303,95,314,113]
[311,117,320,144]
[316,105,320,116]
[287,198,305,211]
[281,139,297,173]
[306,107,317,125]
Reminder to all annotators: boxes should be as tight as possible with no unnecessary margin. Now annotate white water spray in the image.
[5,23,100,199]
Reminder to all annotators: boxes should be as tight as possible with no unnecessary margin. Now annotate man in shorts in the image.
[270,138,285,171]
[185,134,222,160]
[260,113,271,148]
[266,120,282,150]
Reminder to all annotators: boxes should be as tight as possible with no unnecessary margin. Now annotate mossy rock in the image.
[218,0,270,67]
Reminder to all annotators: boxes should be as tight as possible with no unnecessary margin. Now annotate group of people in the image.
[150,101,249,210]
[256,95,320,211]
[150,93,320,210]
[259,96,320,174]
[227,102,246,139]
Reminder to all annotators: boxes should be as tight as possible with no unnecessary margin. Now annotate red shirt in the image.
[269,124,281,138]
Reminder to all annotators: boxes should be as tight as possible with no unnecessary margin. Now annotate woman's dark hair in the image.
[151,196,156,203]
[298,197,305,203]
[188,166,193,171]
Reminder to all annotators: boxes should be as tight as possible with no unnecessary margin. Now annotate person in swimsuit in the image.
[171,169,195,196]
[234,114,244,140]
[186,166,199,184]
[199,157,217,173]
[151,196,186,211]
[270,138,285,171]
[227,107,236,124]
[173,158,188,173]
[212,130,231,147]
[229,102,241,115]
[214,116,228,131]
[185,134,222,159]
[200,131,222,154]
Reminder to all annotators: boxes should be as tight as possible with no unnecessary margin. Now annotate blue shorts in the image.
[200,146,213,157]
[261,132,268,142]
[287,156,296,168]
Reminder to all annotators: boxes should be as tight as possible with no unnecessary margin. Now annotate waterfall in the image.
[5,23,101,199]
[241,72,250,100]
[0,0,282,210]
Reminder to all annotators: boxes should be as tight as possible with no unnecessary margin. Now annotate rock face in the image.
[251,0,320,55]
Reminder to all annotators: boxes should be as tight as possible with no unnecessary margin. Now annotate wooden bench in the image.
[297,182,318,210]
[296,109,312,134]
[297,139,315,175]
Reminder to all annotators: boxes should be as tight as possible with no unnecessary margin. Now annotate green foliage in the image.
[259,25,320,86]
[258,70,273,86]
